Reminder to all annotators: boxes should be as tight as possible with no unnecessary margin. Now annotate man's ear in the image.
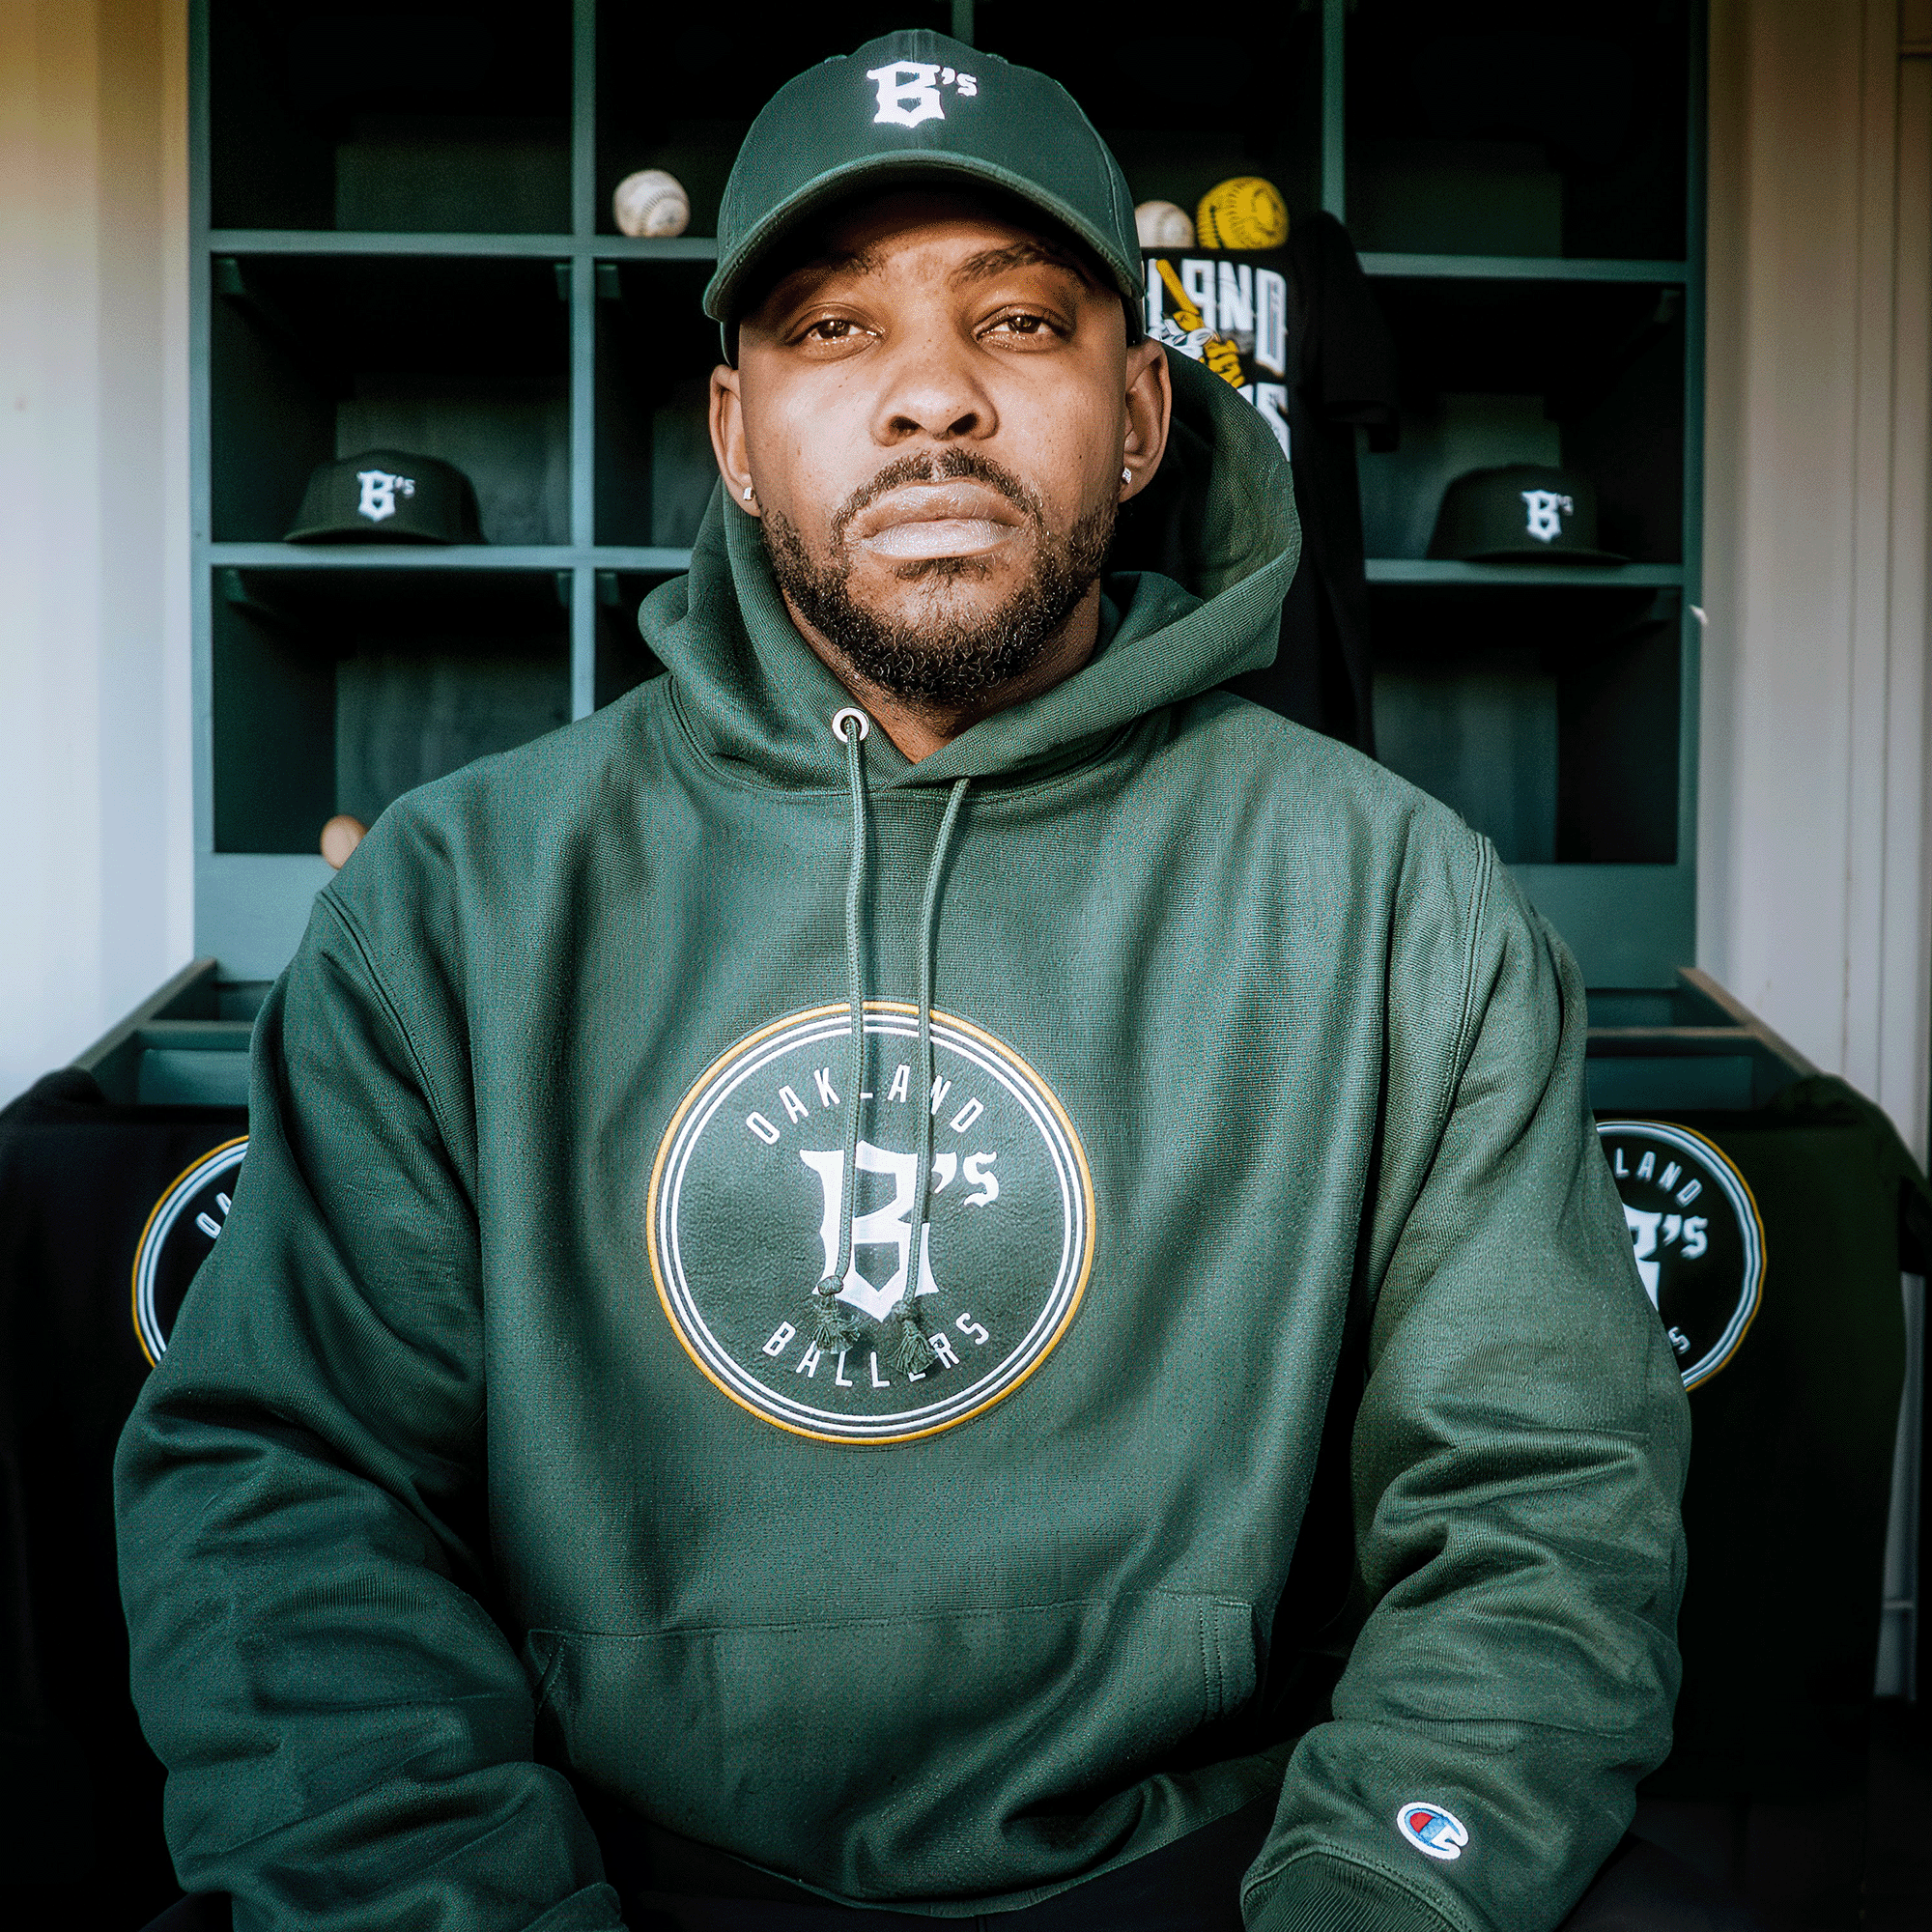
[709,362,760,516]
[1119,340,1172,500]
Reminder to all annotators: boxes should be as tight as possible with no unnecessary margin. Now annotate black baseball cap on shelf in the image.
[703,30,1144,346]
[285,449,484,545]
[1428,464,1626,564]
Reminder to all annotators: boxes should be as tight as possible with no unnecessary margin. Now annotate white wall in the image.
[0,0,192,1106]
[1701,0,1932,1163]
[1702,0,1932,1698]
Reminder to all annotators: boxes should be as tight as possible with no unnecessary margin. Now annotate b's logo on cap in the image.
[356,469,415,524]
[867,60,978,128]
[1521,488,1574,542]
[1396,1802,1469,1861]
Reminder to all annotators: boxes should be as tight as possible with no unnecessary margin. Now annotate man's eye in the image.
[986,311,1057,338]
[801,317,865,343]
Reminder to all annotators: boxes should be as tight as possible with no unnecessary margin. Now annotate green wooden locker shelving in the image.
[185,0,1716,1051]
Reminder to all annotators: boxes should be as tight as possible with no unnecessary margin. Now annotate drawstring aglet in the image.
[810,1279,861,1352]
[884,1300,936,1376]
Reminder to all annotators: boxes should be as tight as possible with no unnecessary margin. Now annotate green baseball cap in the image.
[704,31,1143,341]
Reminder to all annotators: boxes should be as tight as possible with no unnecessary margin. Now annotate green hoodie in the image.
[116,355,1689,1932]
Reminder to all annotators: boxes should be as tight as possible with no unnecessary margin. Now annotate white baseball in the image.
[319,814,367,870]
[612,168,691,239]
[1135,200,1196,249]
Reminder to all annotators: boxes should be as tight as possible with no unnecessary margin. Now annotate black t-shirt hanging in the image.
[1596,1075,1932,1799]
[0,1066,246,1920]
[1144,213,1398,753]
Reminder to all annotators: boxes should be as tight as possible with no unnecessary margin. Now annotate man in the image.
[118,32,1724,1932]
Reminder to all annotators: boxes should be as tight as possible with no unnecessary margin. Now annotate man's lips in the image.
[844,482,1027,561]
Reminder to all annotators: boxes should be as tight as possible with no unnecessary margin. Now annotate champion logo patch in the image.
[131,1136,247,1364]
[647,1003,1093,1445]
[1396,1802,1469,1861]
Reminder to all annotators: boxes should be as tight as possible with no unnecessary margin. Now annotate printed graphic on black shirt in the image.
[131,1136,246,1365]
[1168,215,1398,753]
[648,1005,1093,1444]
[1597,1120,1765,1389]
[1142,250,1293,459]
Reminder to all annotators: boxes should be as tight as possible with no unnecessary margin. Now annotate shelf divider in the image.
[1367,560,1685,588]
[207,233,724,264]
[209,230,578,257]
[208,544,695,574]
[1322,0,1346,221]
[1360,253,1690,284]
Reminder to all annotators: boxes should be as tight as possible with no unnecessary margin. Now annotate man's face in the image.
[711,191,1170,714]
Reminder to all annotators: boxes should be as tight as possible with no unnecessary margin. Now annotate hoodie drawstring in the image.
[885,774,970,1374]
[810,709,873,1356]
[810,707,970,1378]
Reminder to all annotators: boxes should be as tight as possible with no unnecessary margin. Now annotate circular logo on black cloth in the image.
[648,1004,1094,1445]
[1596,1120,1764,1389]
[131,1136,247,1365]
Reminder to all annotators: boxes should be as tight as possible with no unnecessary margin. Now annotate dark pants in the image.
[138,1801,1765,1932]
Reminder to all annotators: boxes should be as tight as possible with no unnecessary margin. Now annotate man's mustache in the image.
[826,449,1046,552]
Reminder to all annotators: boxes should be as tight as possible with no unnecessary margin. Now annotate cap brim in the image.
[1449,544,1629,566]
[283,526,455,545]
[703,150,1144,330]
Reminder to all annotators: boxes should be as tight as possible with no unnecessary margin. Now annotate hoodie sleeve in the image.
[114,885,622,1932]
[1241,848,1691,1932]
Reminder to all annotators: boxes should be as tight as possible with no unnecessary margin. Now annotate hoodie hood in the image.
[639,350,1300,791]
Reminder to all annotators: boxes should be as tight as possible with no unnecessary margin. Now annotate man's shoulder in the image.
[1168,689,1490,883]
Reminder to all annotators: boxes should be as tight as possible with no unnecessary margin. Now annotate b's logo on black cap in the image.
[1521,488,1574,542]
[131,1137,246,1365]
[867,60,978,128]
[1597,1120,1764,1388]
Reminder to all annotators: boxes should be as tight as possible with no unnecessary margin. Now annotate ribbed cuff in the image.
[1244,1851,1463,1932]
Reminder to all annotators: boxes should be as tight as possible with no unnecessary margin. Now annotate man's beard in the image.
[760,450,1114,710]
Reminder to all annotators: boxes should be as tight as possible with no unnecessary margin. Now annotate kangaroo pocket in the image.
[525,1591,1256,1900]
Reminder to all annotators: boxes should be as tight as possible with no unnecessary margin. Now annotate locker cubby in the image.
[1359,278,1686,564]
[1345,1,1690,261]
[595,573,673,711]
[594,12,923,240]
[212,568,570,854]
[210,254,570,546]
[1372,584,1680,867]
[979,11,1321,227]
[184,0,1707,985]
[594,259,722,549]
[208,0,571,233]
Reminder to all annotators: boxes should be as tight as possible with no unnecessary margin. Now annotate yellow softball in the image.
[1195,177,1290,250]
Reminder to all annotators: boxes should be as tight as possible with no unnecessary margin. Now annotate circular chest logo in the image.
[648,1004,1094,1444]
[131,1136,247,1365]
[1597,1120,1764,1389]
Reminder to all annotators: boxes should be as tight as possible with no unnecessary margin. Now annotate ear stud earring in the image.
[1122,468,1132,485]
[743,484,754,501]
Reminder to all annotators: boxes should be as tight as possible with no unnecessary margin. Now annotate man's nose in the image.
[868,316,996,445]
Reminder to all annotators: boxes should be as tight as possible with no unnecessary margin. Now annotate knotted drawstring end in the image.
[884,1300,936,1376]
[810,1280,861,1353]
